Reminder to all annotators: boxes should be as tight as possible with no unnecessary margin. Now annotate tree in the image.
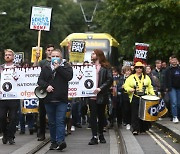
[0,0,86,61]
[96,0,180,63]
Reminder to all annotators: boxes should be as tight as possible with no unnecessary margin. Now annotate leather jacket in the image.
[96,67,113,104]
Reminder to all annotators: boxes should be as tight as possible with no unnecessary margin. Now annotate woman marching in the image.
[124,61,155,135]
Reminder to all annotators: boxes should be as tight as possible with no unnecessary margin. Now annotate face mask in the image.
[51,57,61,65]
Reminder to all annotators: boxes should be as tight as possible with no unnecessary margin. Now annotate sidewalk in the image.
[118,117,180,154]
[154,117,180,142]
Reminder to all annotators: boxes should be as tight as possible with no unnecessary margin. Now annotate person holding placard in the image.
[88,49,113,145]
[37,49,73,151]
[0,49,20,145]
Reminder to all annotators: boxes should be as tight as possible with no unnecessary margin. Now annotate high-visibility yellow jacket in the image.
[124,74,155,102]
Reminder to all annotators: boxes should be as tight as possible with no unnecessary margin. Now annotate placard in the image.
[69,41,85,63]
[68,65,96,97]
[21,98,39,114]
[30,6,52,31]
[0,67,41,99]
[31,47,43,63]
[14,52,24,64]
[134,43,149,65]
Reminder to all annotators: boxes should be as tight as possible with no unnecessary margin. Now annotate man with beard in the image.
[0,49,19,145]
[88,49,113,145]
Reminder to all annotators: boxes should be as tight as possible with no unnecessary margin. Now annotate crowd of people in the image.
[0,46,179,152]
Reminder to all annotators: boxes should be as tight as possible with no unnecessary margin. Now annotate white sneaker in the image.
[126,124,131,130]
[71,126,75,131]
[158,118,162,121]
[173,117,179,123]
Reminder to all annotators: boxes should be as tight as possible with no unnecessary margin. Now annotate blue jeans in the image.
[45,102,67,143]
[169,88,180,117]
[72,100,82,125]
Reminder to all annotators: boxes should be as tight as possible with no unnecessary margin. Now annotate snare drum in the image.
[139,95,160,121]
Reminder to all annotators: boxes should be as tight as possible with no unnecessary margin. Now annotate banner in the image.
[69,41,86,63]
[0,67,41,99]
[68,65,96,98]
[31,47,43,63]
[14,52,24,64]
[134,43,149,65]
[0,65,96,99]
[30,6,52,31]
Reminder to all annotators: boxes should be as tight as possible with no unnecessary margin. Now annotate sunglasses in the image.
[135,66,143,69]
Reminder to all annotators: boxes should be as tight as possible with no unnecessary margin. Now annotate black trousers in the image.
[38,99,46,136]
[131,96,151,132]
[89,99,106,136]
[122,93,131,125]
[0,100,19,139]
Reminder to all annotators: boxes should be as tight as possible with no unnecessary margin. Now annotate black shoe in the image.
[37,135,45,141]
[49,142,58,150]
[99,134,106,143]
[19,131,25,135]
[29,129,34,135]
[132,131,138,135]
[75,123,82,128]
[9,138,15,145]
[88,137,98,145]
[2,137,8,144]
[57,141,67,151]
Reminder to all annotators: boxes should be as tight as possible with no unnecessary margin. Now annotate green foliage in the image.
[0,0,85,61]
[96,0,180,63]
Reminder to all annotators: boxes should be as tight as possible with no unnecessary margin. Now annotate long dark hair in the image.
[93,49,111,68]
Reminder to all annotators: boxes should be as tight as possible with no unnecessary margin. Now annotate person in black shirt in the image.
[165,55,180,123]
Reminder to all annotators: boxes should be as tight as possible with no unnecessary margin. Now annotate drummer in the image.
[124,61,155,135]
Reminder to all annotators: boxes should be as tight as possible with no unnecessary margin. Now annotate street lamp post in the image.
[0,11,7,15]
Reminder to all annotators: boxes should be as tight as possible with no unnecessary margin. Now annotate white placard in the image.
[68,65,96,98]
[0,67,41,99]
[30,6,52,31]
[0,65,96,99]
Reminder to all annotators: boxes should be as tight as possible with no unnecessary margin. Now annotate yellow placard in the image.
[69,41,85,63]
[21,107,39,114]
[31,47,43,63]
[69,52,85,63]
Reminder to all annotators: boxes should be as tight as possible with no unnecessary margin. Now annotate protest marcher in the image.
[117,66,132,129]
[0,49,20,144]
[37,49,73,150]
[108,66,120,128]
[18,61,36,135]
[165,55,180,123]
[88,49,113,145]
[34,44,54,141]
[124,62,155,135]
[152,60,165,95]
[145,65,160,95]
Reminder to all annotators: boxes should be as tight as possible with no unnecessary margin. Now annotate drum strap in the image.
[133,74,144,91]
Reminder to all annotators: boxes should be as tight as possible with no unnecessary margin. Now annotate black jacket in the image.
[96,67,113,104]
[165,65,180,90]
[37,62,73,103]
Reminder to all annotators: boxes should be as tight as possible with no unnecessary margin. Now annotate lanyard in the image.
[133,74,144,91]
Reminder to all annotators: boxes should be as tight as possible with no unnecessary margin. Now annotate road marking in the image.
[0,136,2,139]
[149,129,179,154]
[146,131,172,154]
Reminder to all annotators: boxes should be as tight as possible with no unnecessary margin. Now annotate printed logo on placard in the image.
[84,79,94,89]
[2,82,12,92]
